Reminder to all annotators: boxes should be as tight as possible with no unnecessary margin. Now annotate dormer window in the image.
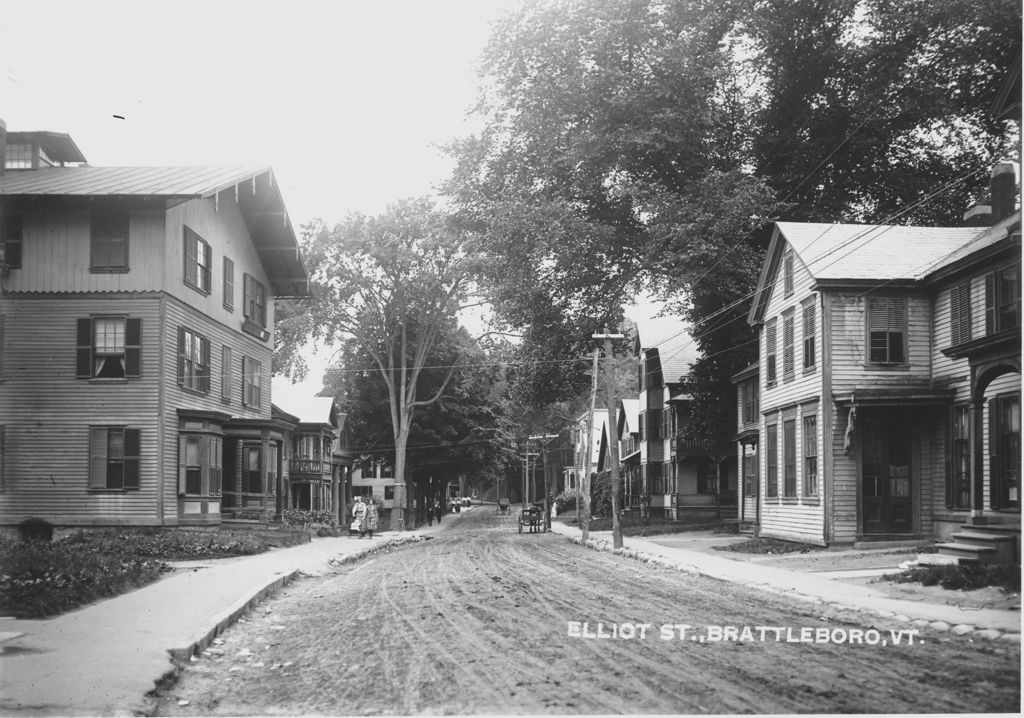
[3,143,33,169]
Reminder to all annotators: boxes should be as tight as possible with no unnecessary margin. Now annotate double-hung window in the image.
[783,419,797,497]
[949,405,971,509]
[90,210,129,272]
[803,414,818,496]
[178,327,211,393]
[867,296,906,365]
[179,434,223,496]
[242,356,262,409]
[985,264,1021,335]
[766,424,778,497]
[77,317,141,379]
[184,227,212,294]
[243,274,267,331]
[88,426,141,490]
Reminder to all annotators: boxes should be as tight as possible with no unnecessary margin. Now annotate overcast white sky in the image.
[0,0,520,227]
[0,0,661,396]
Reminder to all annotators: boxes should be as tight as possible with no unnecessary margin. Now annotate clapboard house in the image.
[747,165,1020,560]
[0,122,310,529]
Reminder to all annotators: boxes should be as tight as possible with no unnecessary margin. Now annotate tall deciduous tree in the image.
[278,198,479,529]
[446,0,1019,444]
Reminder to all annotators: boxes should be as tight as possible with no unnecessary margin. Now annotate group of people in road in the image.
[350,495,379,538]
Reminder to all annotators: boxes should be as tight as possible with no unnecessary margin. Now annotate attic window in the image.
[3,143,33,169]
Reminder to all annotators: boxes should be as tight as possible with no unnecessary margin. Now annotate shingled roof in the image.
[633,316,698,385]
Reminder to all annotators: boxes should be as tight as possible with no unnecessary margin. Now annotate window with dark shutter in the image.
[783,249,794,296]
[949,282,971,347]
[3,214,22,269]
[867,296,906,364]
[765,319,778,386]
[782,310,795,381]
[783,419,796,497]
[223,257,234,311]
[77,316,141,379]
[986,264,1021,335]
[221,345,232,402]
[178,327,211,393]
[88,426,140,490]
[183,227,212,294]
[802,299,816,370]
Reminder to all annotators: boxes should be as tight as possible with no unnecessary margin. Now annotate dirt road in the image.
[154,507,1020,715]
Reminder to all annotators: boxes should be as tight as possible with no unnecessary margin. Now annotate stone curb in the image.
[561,533,1022,643]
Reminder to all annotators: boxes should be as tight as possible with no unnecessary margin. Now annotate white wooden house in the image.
[0,123,310,530]
[746,165,1020,560]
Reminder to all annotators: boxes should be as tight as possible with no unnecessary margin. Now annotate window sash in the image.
[783,419,796,497]
[178,328,211,393]
[78,317,141,379]
[766,424,778,497]
[867,296,906,364]
[243,274,267,327]
[803,415,818,496]
[89,426,140,489]
[243,356,262,408]
[3,214,22,268]
[90,211,129,270]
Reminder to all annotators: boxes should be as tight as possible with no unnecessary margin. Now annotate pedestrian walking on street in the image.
[434,498,443,524]
[352,495,368,538]
[365,497,379,539]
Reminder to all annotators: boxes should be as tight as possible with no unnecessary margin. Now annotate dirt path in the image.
[153,508,1020,715]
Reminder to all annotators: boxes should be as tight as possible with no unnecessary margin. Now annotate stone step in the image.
[952,530,1018,545]
[936,541,999,563]
[911,553,969,567]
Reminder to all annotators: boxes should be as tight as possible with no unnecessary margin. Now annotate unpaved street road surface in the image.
[154,507,1020,715]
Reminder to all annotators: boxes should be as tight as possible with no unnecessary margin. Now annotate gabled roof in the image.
[271,394,338,427]
[749,221,985,324]
[924,210,1021,280]
[618,399,639,435]
[0,164,309,297]
[633,316,699,384]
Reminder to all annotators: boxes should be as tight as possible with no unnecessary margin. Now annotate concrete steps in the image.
[934,523,1020,565]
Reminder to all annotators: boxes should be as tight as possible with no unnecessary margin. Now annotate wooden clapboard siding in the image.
[2,203,166,294]
[827,292,932,394]
[165,199,275,332]
[829,402,858,543]
[0,295,164,525]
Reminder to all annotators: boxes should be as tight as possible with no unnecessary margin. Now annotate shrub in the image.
[60,527,271,559]
[554,490,577,514]
[281,509,338,535]
[18,517,54,542]
[880,563,1020,592]
[0,537,172,618]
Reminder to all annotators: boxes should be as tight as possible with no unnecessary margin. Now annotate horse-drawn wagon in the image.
[518,504,546,533]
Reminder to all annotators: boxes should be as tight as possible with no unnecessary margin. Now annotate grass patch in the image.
[878,563,1021,592]
[713,537,827,554]
[0,528,274,619]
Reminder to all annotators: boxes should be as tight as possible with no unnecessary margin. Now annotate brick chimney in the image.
[990,162,1018,224]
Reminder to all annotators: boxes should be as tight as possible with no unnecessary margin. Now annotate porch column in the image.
[971,397,985,516]
[261,431,270,524]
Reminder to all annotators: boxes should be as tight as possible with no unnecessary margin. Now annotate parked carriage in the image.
[518,504,546,533]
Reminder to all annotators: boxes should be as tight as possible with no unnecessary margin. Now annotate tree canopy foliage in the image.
[444,0,1021,441]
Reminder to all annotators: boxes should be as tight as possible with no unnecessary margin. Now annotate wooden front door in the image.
[861,413,913,534]
[991,394,1020,510]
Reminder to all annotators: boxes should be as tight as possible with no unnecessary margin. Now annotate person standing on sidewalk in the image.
[365,497,379,538]
[434,498,443,524]
[352,495,368,538]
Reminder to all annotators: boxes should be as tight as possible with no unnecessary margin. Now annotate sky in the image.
[0,0,520,227]
[0,0,661,397]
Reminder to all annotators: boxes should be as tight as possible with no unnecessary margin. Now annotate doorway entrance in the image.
[861,413,913,534]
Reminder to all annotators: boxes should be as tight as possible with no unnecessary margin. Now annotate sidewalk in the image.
[548,522,1022,638]
[0,524,444,717]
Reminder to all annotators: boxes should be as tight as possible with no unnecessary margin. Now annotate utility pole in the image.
[529,433,558,529]
[580,348,600,541]
[594,329,625,549]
